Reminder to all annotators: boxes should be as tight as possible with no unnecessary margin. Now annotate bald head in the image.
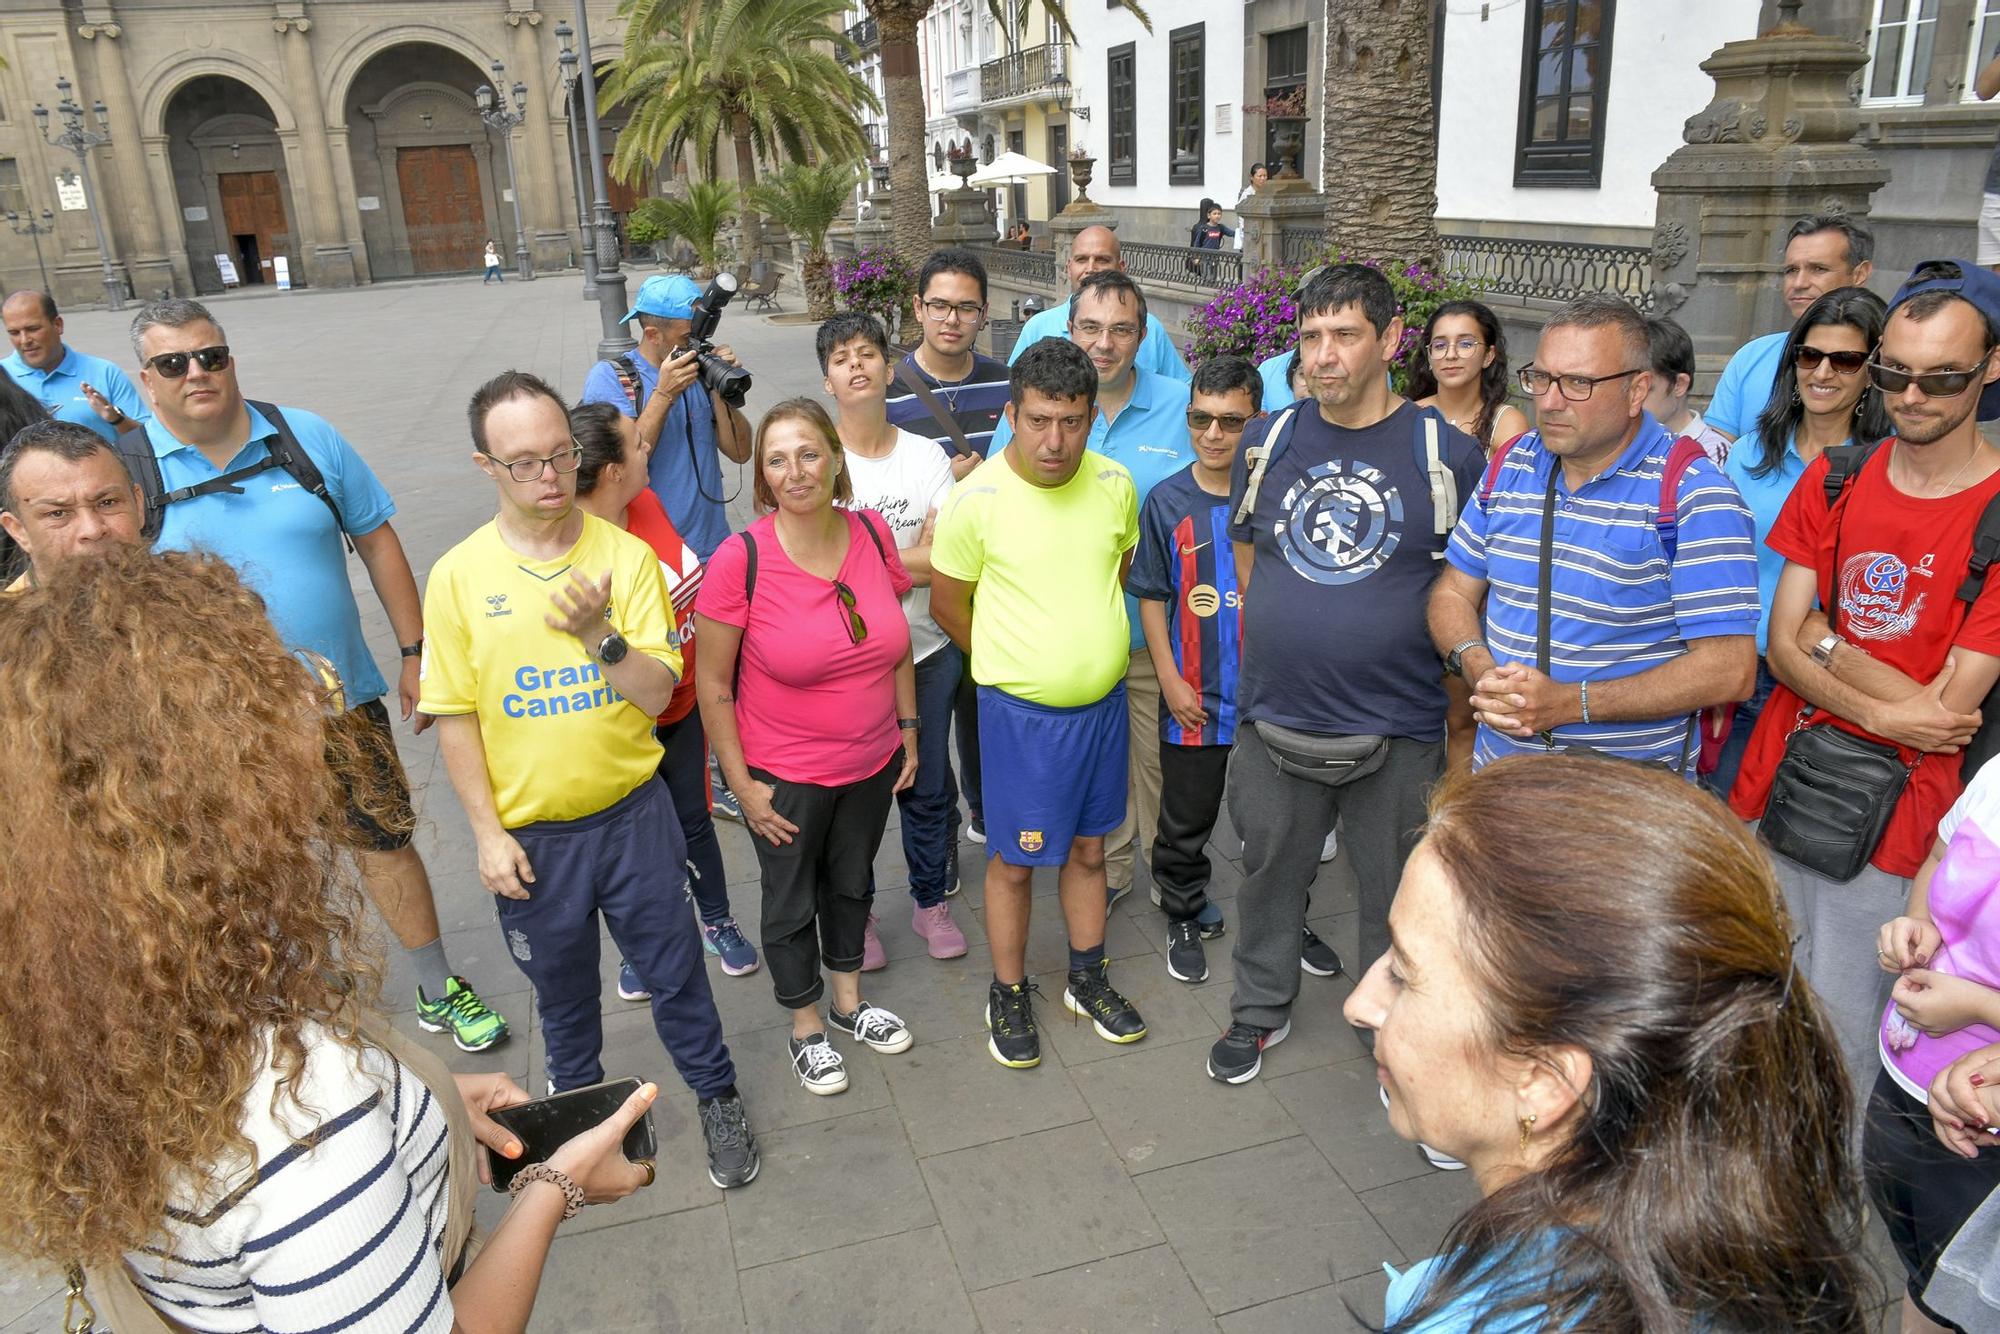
[2,291,63,371]
[1067,226,1125,290]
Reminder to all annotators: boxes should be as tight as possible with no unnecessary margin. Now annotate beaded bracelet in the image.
[508,1162,585,1219]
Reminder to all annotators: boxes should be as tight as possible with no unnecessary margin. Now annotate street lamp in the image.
[8,209,54,296]
[554,21,599,300]
[476,64,535,281]
[1051,73,1091,122]
[32,78,123,310]
[569,1,635,358]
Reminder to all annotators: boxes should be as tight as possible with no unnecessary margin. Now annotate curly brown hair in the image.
[0,546,387,1266]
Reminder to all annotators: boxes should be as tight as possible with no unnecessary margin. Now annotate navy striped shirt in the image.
[885,352,1010,461]
[1447,417,1759,770]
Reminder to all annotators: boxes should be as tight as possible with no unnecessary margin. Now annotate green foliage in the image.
[628,181,740,273]
[743,161,858,256]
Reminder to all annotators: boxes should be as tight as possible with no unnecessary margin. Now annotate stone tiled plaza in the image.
[0,275,1483,1334]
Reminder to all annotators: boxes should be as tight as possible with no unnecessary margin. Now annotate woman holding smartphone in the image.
[0,547,653,1333]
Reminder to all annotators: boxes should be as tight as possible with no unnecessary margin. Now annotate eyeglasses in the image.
[1517,365,1644,402]
[833,580,868,646]
[1073,321,1142,343]
[1187,410,1252,434]
[921,299,986,322]
[1794,345,1868,374]
[493,441,584,482]
[144,345,231,378]
[1428,337,1484,359]
[1866,352,1993,399]
[293,647,346,717]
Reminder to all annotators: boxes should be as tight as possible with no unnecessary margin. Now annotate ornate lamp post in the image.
[570,0,634,358]
[476,65,535,281]
[8,209,55,295]
[554,22,599,300]
[32,78,122,310]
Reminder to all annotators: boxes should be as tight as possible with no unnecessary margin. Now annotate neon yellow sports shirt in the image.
[419,512,681,827]
[931,448,1137,707]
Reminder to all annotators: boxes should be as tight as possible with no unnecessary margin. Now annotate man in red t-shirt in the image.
[1730,259,2000,1094]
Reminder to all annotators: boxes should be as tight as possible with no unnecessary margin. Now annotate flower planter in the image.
[1269,119,1306,180]
[1068,154,1096,203]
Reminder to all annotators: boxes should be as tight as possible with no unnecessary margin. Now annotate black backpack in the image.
[1823,441,2000,775]
[113,399,348,547]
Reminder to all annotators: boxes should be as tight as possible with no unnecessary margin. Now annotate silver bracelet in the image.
[1579,678,1592,725]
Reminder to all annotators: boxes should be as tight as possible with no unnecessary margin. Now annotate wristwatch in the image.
[594,629,630,665]
[897,717,920,731]
[1443,638,1484,679]
[399,639,424,659]
[1810,632,1842,669]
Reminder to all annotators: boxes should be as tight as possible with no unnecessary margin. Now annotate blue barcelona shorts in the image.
[977,683,1128,866]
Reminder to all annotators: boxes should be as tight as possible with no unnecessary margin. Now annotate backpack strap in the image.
[741,530,759,606]
[1477,433,1522,511]
[1230,405,1299,528]
[1821,439,1884,506]
[612,355,644,412]
[855,509,891,566]
[1410,407,1456,559]
[114,422,170,542]
[1960,488,2000,605]
[1652,434,1711,563]
[246,400,351,553]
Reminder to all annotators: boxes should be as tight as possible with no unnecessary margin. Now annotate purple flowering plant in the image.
[832,245,915,335]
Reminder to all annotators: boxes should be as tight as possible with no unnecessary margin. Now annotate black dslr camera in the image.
[682,273,752,409]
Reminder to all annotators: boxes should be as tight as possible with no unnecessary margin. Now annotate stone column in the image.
[930,185,992,245]
[1050,197,1114,276]
[1237,184,1326,272]
[1649,13,1889,389]
[77,8,175,297]
[273,4,358,287]
[507,3,570,268]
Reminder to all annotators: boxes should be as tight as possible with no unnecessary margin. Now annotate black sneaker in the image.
[943,839,961,897]
[985,978,1042,1068]
[1062,961,1147,1043]
[1300,926,1342,977]
[1165,918,1208,983]
[698,1089,760,1189]
[1207,1019,1290,1084]
[788,1032,849,1095]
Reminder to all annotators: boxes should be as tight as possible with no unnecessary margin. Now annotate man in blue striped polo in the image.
[1428,294,1759,771]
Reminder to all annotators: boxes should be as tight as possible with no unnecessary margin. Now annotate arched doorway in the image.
[163,78,300,294]
[343,43,511,279]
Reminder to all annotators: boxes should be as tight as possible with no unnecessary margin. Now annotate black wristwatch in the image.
[399,639,424,659]
[1443,638,1484,679]
[897,717,920,731]
[594,629,629,665]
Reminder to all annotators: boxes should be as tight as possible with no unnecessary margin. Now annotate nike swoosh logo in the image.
[1179,540,1210,556]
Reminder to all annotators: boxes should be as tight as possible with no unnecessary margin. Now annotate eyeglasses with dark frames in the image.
[920,299,986,322]
[1866,352,1994,399]
[1517,365,1644,402]
[833,580,868,646]
[492,441,585,483]
[1793,345,1869,374]
[144,345,231,378]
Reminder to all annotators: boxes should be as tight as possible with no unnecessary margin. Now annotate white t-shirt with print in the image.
[844,428,955,662]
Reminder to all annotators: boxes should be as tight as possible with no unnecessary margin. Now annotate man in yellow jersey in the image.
[421,370,758,1190]
[931,340,1148,1069]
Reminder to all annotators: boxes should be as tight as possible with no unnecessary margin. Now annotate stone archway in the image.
[161,78,302,294]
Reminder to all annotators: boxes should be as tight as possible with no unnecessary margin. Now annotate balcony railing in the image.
[1441,233,1655,312]
[842,15,878,60]
[966,242,1061,290]
[980,43,1066,103]
[1122,240,1242,290]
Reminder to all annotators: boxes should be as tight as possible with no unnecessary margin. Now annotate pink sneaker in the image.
[861,913,887,972]
[912,902,968,960]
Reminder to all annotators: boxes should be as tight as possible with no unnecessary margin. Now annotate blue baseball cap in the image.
[1888,259,2000,421]
[620,273,702,326]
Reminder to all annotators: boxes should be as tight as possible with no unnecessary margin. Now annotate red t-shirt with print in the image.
[625,488,703,725]
[1730,444,2000,876]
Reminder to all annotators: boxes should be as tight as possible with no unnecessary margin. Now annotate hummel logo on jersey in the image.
[485,593,512,618]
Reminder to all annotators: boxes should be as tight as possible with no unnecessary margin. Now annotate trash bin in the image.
[987,316,1023,362]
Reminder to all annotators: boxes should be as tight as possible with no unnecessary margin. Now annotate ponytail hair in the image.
[1389,755,1873,1333]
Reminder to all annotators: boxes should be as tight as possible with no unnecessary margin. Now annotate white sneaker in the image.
[788,1032,848,1095]
[1320,828,1338,863]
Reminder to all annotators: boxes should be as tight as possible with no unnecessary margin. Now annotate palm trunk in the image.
[803,249,837,320]
[1321,0,1439,267]
[731,110,764,262]
[875,4,934,277]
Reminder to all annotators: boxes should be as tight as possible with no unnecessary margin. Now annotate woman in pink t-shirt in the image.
[695,399,919,1098]
[1869,757,2000,1333]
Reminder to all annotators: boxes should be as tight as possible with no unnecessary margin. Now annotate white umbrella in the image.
[967,151,1057,187]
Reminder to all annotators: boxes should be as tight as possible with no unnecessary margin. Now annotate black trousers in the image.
[1149,741,1231,922]
[1865,1068,2000,1329]
[750,751,900,1010]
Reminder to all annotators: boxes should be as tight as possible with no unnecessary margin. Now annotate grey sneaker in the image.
[698,1090,760,1188]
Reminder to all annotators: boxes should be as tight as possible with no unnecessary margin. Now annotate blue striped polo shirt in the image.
[1446,416,1759,770]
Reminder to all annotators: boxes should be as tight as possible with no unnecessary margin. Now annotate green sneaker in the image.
[416,975,510,1052]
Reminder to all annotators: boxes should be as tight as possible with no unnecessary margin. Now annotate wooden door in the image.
[217,171,289,286]
[397,145,486,275]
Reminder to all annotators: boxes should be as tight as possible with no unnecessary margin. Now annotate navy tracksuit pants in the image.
[497,777,735,1097]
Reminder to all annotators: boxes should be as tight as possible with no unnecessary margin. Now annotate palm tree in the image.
[602,0,878,260]
[629,181,740,277]
[746,160,859,318]
[1321,0,1439,266]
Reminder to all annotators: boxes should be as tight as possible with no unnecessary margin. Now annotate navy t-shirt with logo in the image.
[1226,400,1483,741]
[1128,465,1244,747]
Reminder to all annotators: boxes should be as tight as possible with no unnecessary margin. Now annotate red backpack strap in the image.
[1652,434,1710,563]
[1477,433,1524,510]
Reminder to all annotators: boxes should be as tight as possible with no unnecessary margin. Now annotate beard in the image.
[1889,391,1980,446]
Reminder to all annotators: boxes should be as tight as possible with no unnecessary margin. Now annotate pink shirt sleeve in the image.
[697,531,750,628]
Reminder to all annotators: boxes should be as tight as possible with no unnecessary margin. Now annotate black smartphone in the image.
[485,1077,656,1193]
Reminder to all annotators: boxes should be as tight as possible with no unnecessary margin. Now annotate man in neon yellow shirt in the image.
[422,370,757,1190]
[931,340,1148,1070]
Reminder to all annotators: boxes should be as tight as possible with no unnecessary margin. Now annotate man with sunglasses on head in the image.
[126,297,511,1056]
[988,270,1193,921]
[1429,294,1759,774]
[1729,260,2000,1092]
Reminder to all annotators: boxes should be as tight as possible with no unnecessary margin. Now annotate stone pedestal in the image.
[1050,203,1115,277]
[930,186,992,244]
[1649,25,1889,385]
[852,186,894,253]
[1238,186,1326,272]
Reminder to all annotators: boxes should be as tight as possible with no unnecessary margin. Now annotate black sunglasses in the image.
[1866,351,1994,399]
[144,345,232,378]
[1794,345,1868,374]
[833,580,868,646]
[1187,410,1252,433]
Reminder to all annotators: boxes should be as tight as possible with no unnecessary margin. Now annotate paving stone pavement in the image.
[0,274,1894,1332]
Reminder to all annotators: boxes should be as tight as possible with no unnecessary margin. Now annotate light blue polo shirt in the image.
[3,344,148,442]
[1704,330,1787,440]
[1724,428,1827,655]
[149,405,396,705]
[1447,415,1760,771]
[1258,348,1298,411]
[580,353,729,558]
[1009,299,1191,383]
[990,366,1194,651]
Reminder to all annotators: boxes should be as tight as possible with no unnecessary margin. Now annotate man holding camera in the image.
[581,274,751,560]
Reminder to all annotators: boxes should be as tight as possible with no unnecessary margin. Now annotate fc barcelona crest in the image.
[1018,829,1044,854]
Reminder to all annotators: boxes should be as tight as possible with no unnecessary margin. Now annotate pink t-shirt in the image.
[698,508,912,786]
[1881,758,2000,1100]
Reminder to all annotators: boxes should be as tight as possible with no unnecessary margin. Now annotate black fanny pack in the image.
[1252,721,1389,788]
[1761,714,1914,883]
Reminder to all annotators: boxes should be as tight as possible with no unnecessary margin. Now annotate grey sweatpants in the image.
[1226,728,1443,1030]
